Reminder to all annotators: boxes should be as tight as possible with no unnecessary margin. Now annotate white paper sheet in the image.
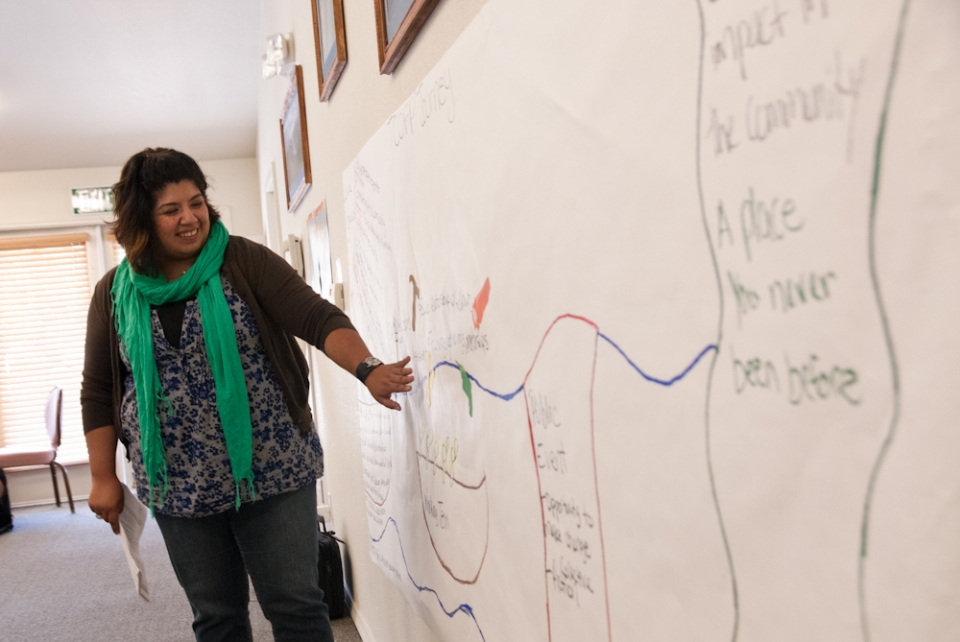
[341,0,960,640]
[118,483,149,601]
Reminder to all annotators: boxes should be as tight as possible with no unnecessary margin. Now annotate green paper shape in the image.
[458,362,473,417]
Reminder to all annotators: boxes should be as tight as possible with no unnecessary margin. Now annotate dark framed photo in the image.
[312,0,347,102]
[280,65,312,212]
[373,0,443,75]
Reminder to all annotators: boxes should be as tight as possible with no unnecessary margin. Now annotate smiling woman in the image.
[152,181,212,281]
[80,147,414,642]
[112,149,222,279]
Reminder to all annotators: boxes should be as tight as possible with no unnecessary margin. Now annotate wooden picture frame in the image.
[312,0,347,102]
[373,0,443,75]
[280,65,312,212]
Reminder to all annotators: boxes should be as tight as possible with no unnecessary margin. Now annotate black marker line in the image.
[859,1,911,641]
[694,1,740,640]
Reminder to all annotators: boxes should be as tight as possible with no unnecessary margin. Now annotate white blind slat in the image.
[111,239,126,269]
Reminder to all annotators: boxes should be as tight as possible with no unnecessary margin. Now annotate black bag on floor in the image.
[0,468,12,534]
[317,515,345,620]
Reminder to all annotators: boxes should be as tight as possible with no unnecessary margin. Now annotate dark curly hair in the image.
[112,148,220,275]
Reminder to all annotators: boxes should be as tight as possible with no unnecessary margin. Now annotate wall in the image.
[256,1,487,641]
[0,158,262,238]
[0,157,262,506]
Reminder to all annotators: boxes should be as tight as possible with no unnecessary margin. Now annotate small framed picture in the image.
[373,0,443,75]
[280,65,312,212]
[305,201,333,300]
[312,0,347,102]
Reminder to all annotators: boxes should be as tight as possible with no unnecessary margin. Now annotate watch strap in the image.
[356,357,383,383]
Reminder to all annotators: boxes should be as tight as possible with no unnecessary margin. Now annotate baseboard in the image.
[11,495,88,509]
[350,601,377,642]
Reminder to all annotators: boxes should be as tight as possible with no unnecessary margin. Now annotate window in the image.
[105,232,125,268]
[0,232,99,463]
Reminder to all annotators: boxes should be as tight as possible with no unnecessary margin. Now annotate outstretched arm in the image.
[323,328,413,410]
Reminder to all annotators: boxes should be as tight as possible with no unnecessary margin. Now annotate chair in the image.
[0,387,74,513]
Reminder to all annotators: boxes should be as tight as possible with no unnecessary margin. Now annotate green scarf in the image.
[112,220,254,510]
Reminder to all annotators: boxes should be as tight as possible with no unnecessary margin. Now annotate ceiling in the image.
[0,0,261,172]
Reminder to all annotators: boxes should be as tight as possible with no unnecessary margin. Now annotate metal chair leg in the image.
[53,462,75,514]
[50,463,61,507]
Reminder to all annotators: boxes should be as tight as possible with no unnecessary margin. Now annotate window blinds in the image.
[105,232,125,268]
[0,234,93,463]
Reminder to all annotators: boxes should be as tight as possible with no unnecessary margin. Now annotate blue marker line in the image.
[371,517,486,642]
[410,340,716,401]
[598,335,717,386]
[433,361,525,400]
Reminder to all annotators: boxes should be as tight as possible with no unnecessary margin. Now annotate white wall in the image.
[0,156,261,506]
[0,158,262,237]
[256,1,486,641]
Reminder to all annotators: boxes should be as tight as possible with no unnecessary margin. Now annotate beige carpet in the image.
[0,501,362,642]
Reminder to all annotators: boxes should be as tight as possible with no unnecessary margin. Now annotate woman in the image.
[81,148,412,642]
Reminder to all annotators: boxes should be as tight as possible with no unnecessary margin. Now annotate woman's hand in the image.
[364,356,414,410]
[322,329,414,409]
[88,475,125,535]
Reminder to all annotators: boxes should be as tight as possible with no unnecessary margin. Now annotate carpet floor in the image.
[0,501,362,642]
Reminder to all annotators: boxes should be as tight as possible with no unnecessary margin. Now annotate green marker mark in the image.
[457,362,473,417]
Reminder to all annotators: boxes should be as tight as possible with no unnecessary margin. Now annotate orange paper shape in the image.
[472,278,491,329]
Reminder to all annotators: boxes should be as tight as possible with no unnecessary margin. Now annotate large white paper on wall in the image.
[343,0,960,640]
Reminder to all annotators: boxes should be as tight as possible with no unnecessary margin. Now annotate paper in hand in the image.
[118,483,150,601]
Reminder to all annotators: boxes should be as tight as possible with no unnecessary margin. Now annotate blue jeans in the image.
[154,483,333,642]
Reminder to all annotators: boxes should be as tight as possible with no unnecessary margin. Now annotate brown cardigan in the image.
[80,235,355,443]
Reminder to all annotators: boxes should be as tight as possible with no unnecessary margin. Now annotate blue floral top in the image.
[119,276,324,516]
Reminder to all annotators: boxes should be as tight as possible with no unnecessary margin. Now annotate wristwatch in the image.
[355,357,384,384]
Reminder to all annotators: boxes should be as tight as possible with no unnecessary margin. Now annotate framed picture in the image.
[312,0,347,102]
[305,200,334,300]
[373,0,443,75]
[280,65,312,212]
